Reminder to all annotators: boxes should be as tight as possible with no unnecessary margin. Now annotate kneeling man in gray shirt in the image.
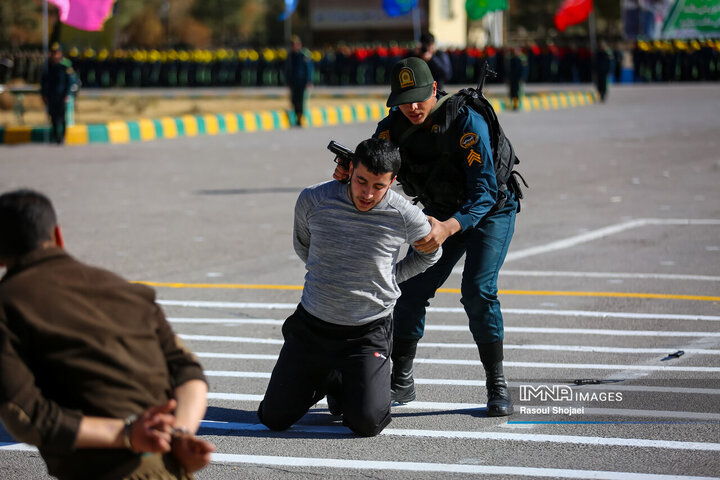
[258,138,441,436]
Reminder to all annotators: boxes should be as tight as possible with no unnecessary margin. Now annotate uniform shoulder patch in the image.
[378,130,391,140]
[467,150,483,167]
[460,132,478,149]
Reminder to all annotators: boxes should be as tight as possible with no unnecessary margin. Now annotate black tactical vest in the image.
[386,98,467,217]
[387,89,525,216]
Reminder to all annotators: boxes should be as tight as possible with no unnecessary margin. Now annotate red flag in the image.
[554,0,593,32]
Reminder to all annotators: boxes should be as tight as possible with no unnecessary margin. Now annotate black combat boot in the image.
[391,338,418,403]
[477,340,513,417]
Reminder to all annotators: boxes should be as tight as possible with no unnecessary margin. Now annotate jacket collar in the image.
[1,247,68,281]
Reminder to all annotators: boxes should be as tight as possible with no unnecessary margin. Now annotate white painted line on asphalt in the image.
[168,317,720,337]
[199,420,720,452]
[208,392,263,401]
[1,441,715,480]
[179,334,283,344]
[195,351,720,372]
[384,425,720,450]
[206,370,270,378]
[169,317,283,325]
[504,326,720,337]
[160,300,297,309]
[422,343,720,355]
[203,370,720,395]
[181,333,720,355]
[499,270,720,282]
[418,379,720,396]
[210,452,720,479]
[417,359,720,373]
[160,301,720,322]
[205,393,720,421]
[502,218,720,263]
[499,309,720,322]
[198,352,277,360]
[0,443,713,480]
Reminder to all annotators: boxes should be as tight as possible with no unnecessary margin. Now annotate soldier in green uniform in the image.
[41,43,74,144]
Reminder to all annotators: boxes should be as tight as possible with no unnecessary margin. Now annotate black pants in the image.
[289,85,306,124]
[258,304,392,437]
[48,101,66,144]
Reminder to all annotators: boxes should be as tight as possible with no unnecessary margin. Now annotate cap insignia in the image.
[399,67,415,88]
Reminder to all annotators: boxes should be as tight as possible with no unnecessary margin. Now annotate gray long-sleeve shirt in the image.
[294,180,441,326]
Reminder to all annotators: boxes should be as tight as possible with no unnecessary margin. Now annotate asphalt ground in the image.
[1,83,719,479]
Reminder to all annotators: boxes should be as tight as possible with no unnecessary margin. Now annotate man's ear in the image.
[54,226,65,248]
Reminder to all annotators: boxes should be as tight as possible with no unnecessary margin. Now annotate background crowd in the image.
[2,38,719,89]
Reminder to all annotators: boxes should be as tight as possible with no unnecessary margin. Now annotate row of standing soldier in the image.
[3,40,718,89]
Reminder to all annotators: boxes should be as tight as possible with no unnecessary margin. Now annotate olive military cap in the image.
[386,57,435,107]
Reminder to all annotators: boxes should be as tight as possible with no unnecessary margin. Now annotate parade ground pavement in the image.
[1,84,719,479]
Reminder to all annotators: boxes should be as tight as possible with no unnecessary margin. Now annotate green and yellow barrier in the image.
[1,91,597,146]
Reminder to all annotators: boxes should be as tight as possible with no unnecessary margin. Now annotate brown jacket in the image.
[0,247,206,479]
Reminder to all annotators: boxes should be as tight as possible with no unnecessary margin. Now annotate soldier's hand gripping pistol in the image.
[328,140,354,184]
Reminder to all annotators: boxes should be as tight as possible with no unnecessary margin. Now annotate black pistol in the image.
[327,140,354,170]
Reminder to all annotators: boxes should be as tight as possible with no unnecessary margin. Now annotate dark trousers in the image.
[393,191,517,345]
[48,101,66,144]
[258,304,392,437]
[289,85,306,124]
[596,75,608,101]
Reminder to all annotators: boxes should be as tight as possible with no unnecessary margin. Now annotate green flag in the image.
[466,0,508,21]
[662,0,720,38]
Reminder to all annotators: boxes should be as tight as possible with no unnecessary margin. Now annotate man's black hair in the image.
[420,32,435,47]
[352,138,401,179]
[0,189,57,258]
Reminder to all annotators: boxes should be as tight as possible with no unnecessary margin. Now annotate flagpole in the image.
[285,15,291,44]
[412,3,421,44]
[42,0,49,144]
[495,10,503,47]
[589,9,597,86]
[42,0,48,54]
[589,10,597,54]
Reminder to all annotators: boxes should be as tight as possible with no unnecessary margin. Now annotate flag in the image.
[278,0,299,21]
[554,0,593,32]
[465,0,508,21]
[662,0,720,39]
[47,0,115,32]
[383,0,418,17]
